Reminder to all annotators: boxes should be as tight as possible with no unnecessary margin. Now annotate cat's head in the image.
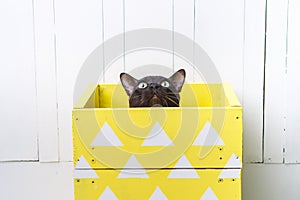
[120,69,185,107]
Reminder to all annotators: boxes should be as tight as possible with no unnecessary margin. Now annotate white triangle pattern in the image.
[98,186,118,200]
[91,122,123,146]
[75,155,91,169]
[193,122,224,146]
[173,155,194,168]
[142,122,174,146]
[74,156,99,178]
[219,169,241,179]
[118,155,148,178]
[168,155,200,179]
[224,154,242,168]
[149,187,168,200]
[200,187,218,200]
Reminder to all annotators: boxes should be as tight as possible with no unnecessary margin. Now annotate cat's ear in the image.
[169,69,186,92]
[120,73,138,96]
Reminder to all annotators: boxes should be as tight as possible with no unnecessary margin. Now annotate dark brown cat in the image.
[120,69,185,107]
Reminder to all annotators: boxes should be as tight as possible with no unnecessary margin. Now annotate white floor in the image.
[1,162,299,200]
[243,164,300,200]
[0,162,74,200]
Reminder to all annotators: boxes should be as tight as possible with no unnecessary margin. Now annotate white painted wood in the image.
[264,0,288,163]
[33,0,59,162]
[0,0,38,161]
[243,0,266,163]
[173,0,196,82]
[125,0,172,31]
[103,0,124,83]
[54,0,103,161]
[286,0,300,163]
[195,0,244,97]
[124,0,173,77]
[195,0,250,159]
[0,162,73,200]
[124,50,173,78]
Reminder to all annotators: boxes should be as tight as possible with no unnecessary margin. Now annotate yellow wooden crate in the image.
[73,83,242,199]
[74,169,241,199]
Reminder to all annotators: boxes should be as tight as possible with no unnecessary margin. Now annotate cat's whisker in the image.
[163,98,169,107]
[164,96,179,106]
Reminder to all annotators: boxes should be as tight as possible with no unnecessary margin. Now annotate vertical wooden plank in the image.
[125,0,172,31]
[195,0,255,160]
[173,0,196,83]
[0,0,38,161]
[243,0,266,163]
[264,0,288,163]
[286,0,300,163]
[124,0,173,77]
[33,0,59,162]
[103,0,124,83]
[195,0,244,96]
[55,0,103,161]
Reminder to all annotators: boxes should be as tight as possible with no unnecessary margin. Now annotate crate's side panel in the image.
[74,85,100,109]
[223,83,242,107]
[74,169,241,200]
[73,108,242,169]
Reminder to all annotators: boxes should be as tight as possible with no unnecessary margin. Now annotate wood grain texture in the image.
[33,0,59,162]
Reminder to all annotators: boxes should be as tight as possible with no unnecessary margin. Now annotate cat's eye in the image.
[161,81,170,87]
[138,82,148,89]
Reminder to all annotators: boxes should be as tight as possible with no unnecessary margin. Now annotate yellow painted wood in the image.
[72,83,242,199]
[74,83,240,109]
[74,169,241,200]
[73,108,242,169]
[74,84,99,109]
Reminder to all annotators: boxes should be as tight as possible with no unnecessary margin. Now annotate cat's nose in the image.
[149,83,159,89]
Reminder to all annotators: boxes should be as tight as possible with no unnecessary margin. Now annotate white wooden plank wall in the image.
[124,0,173,79]
[0,0,38,161]
[286,0,300,163]
[173,0,195,82]
[54,0,103,161]
[33,0,59,162]
[243,0,266,163]
[264,0,288,163]
[1,0,300,165]
[195,0,263,162]
[103,0,124,83]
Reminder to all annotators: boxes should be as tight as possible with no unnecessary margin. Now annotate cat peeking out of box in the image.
[120,69,185,107]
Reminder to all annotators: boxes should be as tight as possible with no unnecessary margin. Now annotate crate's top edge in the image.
[85,82,229,86]
[72,106,242,111]
[73,82,242,109]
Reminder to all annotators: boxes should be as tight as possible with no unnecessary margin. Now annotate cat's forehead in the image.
[139,76,167,83]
